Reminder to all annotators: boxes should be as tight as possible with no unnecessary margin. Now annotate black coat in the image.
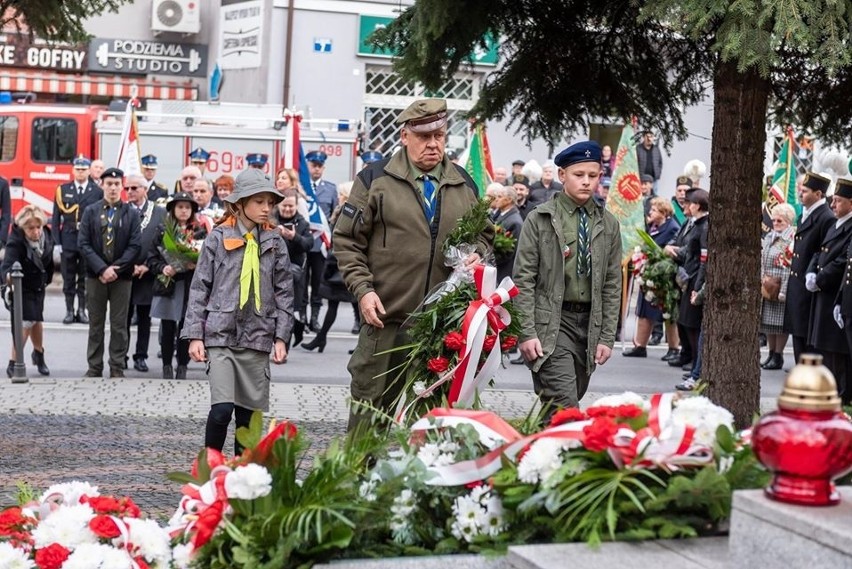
[0,177,11,246]
[677,214,708,329]
[78,200,141,280]
[494,206,524,282]
[130,202,168,305]
[319,251,354,303]
[526,181,563,209]
[1,225,55,292]
[147,181,170,202]
[784,203,834,337]
[807,219,852,354]
[52,179,103,251]
[276,213,313,270]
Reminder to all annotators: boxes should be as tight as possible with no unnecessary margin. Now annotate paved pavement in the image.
[0,289,787,520]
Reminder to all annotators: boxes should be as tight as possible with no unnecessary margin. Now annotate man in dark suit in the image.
[123,174,167,373]
[806,178,852,391]
[493,185,524,282]
[141,154,170,202]
[52,156,103,324]
[0,176,12,248]
[78,167,141,378]
[785,172,834,363]
[832,179,852,405]
[304,150,338,332]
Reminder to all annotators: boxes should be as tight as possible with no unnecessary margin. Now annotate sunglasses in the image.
[124,185,141,190]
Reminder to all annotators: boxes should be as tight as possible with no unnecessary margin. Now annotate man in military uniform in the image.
[52,156,103,324]
[360,150,383,169]
[832,179,852,405]
[513,141,622,420]
[807,178,852,395]
[78,168,141,378]
[785,172,834,362]
[247,153,269,171]
[334,98,491,431]
[304,150,338,332]
[141,154,169,201]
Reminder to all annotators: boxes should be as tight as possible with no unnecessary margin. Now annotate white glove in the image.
[834,305,844,329]
[805,272,819,292]
[55,245,62,255]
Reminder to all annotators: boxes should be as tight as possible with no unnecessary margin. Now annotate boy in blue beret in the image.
[512,140,622,422]
[247,153,269,169]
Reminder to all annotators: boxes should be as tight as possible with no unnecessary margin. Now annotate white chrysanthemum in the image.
[671,396,735,446]
[224,463,273,500]
[39,481,99,505]
[171,543,194,569]
[516,438,571,485]
[124,518,172,566]
[0,542,34,569]
[62,543,134,569]
[416,443,441,467]
[450,488,505,542]
[31,504,96,550]
[644,280,655,288]
[412,381,427,395]
[592,391,647,409]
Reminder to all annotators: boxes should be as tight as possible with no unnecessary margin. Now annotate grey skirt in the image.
[207,346,271,410]
[151,280,188,322]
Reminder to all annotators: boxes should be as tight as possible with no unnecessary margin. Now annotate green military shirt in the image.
[555,193,593,303]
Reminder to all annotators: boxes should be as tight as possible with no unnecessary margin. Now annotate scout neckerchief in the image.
[222,216,274,311]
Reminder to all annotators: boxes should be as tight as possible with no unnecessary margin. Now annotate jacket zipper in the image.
[379,193,387,248]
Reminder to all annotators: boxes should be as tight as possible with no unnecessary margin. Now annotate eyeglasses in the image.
[124,185,141,190]
[772,218,786,223]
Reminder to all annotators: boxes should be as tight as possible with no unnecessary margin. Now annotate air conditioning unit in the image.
[151,0,201,34]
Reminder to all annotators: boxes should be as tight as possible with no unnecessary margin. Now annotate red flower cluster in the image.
[81,495,141,518]
[427,356,450,373]
[582,417,621,452]
[483,335,498,352]
[549,407,587,427]
[500,335,518,351]
[0,506,35,547]
[34,543,70,569]
[248,420,298,465]
[586,404,644,420]
[443,331,466,351]
[89,515,122,539]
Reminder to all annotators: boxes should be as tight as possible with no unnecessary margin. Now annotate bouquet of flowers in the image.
[391,200,521,423]
[157,218,204,289]
[492,225,517,257]
[0,481,177,568]
[632,229,681,322]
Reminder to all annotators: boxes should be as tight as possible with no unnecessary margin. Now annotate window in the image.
[0,116,18,162]
[31,117,77,163]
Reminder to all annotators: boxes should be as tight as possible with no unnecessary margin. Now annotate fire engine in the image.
[0,98,360,214]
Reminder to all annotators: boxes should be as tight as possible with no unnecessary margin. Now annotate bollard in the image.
[10,261,27,383]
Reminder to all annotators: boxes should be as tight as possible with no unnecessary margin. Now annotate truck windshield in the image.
[0,116,17,162]
[32,117,77,163]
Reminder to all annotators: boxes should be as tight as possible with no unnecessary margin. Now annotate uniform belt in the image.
[562,301,591,312]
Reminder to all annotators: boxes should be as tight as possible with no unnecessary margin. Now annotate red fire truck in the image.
[0,100,360,214]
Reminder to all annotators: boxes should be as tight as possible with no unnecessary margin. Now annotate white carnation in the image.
[31,504,96,550]
[0,542,34,569]
[124,518,172,566]
[171,543,194,569]
[39,481,99,505]
[516,438,574,485]
[63,543,133,569]
[671,396,735,446]
[591,391,647,409]
[224,463,273,500]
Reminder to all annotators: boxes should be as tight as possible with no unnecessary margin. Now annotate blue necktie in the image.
[421,175,436,222]
[577,207,590,277]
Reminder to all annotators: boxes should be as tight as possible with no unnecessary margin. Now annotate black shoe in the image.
[31,349,49,376]
[109,368,124,378]
[351,323,360,334]
[175,365,187,379]
[133,358,148,372]
[63,310,75,325]
[510,354,526,365]
[622,346,647,358]
[759,333,767,347]
[292,321,304,347]
[649,333,663,346]
[83,369,102,378]
[75,308,89,324]
[760,351,775,368]
[302,336,326,353]
[661,348,679,361]
[348,348,355,355]
[6,359,13,378]
[668,356,690,367]
[763,353,784,370]
[682,372,693,379]
[682,362,694,371]
[123,356,129,370]
[163,365,174,379]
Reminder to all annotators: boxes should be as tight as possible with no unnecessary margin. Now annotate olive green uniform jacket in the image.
[512,196,622,373]
[334,151,491,324]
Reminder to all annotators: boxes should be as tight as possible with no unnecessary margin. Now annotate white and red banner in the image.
[116,98,142,177]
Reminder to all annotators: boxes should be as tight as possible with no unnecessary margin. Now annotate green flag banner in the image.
[464,124,493,195]
[606,124,645,259]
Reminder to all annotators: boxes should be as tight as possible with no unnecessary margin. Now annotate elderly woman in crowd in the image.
[214,175,235,202]
[623,197,681,359]
[1,205,55,377]
[759,203,796,370]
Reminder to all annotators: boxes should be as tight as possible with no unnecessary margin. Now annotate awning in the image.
[0,68,198,100]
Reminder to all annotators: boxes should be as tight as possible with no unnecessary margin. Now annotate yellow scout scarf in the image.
[239,232,261,310]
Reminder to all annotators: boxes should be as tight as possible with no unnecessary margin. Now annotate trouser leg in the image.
[85,277,108,372]
[107,280,132,371]
[306,252,325,311]
[134,304,152,359]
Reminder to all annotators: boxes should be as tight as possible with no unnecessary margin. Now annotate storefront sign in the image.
[0,34,87,71]
[219,0,264,70]
[88,39,208,77]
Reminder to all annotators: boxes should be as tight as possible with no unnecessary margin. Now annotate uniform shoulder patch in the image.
[341,202,358,218]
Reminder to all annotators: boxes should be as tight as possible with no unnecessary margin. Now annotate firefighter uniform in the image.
[141,154,170,201]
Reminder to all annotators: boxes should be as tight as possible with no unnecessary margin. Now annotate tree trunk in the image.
[703,60,769,428]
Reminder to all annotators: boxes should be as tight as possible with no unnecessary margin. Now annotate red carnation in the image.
[582,417,620,452]
[89,515,122,539]
[134,558,151,569]
[443,331,466,351]
[483,335,497,351]
[0,507,34,535]
[613,404,643,419]
[500,335,518,351]
[34,543,70,569]
[427,357,450,373]
[549,407,587,427]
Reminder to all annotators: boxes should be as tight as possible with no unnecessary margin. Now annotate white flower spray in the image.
[450,485,505,542]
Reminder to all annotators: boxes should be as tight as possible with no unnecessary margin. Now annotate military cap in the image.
[140,154,158,168]
[101,167,124,180]
[72,155,92,168]
[685,188,709,207]
[166,191,199,214]
[601,177,612,188]
[512,159,525,167]
[226,168,283,204]
[246,153,269,167]
[511,174,530,188]
[554,140,602,169]
[676,175,693,188]
[188,147,210,162]
[641,174,655,184]
[305,150,328,165]
[360,150,383,164]
[803,172,830,194]
[835,178,852,200]
[396,98,448,133]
